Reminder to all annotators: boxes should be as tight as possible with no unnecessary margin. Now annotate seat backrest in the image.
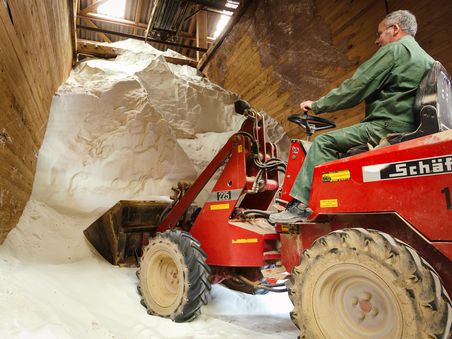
[413,61,452,130]
[345,62,452,155]
[400,61,452,142]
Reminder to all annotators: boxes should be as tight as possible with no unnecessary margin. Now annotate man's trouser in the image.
[290,120,413,204]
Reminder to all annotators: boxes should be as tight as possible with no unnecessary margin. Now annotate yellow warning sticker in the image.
[232,238,258,244]
[322,170,351,182]
[210,203,230,210]
[320,199,338,208]
[238,145,243,153]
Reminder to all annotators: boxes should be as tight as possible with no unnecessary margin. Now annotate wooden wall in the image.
[0,0,74,242]
[204,0,452,138]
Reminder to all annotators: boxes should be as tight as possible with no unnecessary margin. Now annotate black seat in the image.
[346,61,452,156]
[399,61,452,141]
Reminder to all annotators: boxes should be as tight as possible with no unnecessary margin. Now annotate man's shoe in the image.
[269,200,312,224]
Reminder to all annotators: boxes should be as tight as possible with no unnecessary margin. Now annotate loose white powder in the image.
[0,40,294,339]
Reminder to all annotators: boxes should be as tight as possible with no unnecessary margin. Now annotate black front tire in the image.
[138,230,211,322]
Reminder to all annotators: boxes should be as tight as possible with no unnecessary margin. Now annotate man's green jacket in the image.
[311,35,434,131]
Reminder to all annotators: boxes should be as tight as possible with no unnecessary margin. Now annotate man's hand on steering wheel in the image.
[288,100,336,135]
[300,100,314,112]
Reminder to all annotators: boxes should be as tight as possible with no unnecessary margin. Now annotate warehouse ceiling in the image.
[76,0,244,64]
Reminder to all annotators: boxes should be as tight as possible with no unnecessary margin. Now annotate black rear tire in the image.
[288,228,452,338]
[138,230,211,322]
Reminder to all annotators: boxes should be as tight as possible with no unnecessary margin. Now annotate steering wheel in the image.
[288,112,336,136]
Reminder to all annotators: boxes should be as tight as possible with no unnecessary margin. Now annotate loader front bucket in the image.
[84,200,171,267]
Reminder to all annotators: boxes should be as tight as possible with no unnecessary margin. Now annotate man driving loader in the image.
[269,9,434,224]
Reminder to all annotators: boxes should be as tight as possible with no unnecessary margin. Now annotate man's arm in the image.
[306,45,395,114]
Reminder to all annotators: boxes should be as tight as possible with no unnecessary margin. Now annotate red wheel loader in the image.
[84,61,452,338]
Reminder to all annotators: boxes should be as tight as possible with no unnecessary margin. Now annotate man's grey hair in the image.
[385,10,418,36]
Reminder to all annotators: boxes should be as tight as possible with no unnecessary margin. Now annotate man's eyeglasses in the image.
[376,24,395,38]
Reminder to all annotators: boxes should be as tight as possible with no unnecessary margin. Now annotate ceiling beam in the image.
[133,0,143,35]
[78,13,147,30]
[77,25,208,52]
[182,6,200,58]
[69,0,80,65]
[145,0,161,41]
[80,18,112,43]
[196,10,207,61]
[77,39,198,67]
[187,0,230,11]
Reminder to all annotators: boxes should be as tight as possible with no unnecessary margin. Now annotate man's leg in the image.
[270,122,390,223]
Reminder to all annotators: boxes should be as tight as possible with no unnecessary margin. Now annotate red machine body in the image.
[157,114,281,268]
[281,130,452,294]
[189,135,280,267]
[154,106,451,295]
[310,129,451,242]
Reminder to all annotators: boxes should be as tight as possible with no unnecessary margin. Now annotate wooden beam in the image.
[69,0,79,65]
[182,7,199,58]
[77,25,209,52]
[78,13,147,30]
[196,10,207,61]
[164,56,198,68]
[188,0,230,11]
[133,0,143,35]
[145,0,161,41]
[80,18,112,43]
[77,39,123,58]
[77,39,198,67]
[177,30,216,42]
[79,0,110,15]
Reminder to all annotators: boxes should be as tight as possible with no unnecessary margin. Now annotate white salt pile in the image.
[0,40,295,338]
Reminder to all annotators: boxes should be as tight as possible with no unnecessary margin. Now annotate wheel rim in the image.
[312,263,403,338]
[141,245,184,315]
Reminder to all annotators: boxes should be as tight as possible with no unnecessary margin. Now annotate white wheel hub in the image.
[312,263,403,338]
[140,243,185,315]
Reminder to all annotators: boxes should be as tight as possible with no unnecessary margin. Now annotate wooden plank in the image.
[0,83,42,170]
[77,39,198,67]
[80,17,112,43]
[181,7,198,58]
[145,0,160,41]
[70,0,80,63]
[77,39,123,58]
[79,13,147,30]
[0,4,45,145]
[133,0,143,35]
[77,24,208,52]
[196,10,207,61]
[6,1,51,114]
[221,35,260,87]
[163,56,198,68]
[35,1,60,92]
[0,0,73,242]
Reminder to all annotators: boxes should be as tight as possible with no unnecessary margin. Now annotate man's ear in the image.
[392,23,401,36]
